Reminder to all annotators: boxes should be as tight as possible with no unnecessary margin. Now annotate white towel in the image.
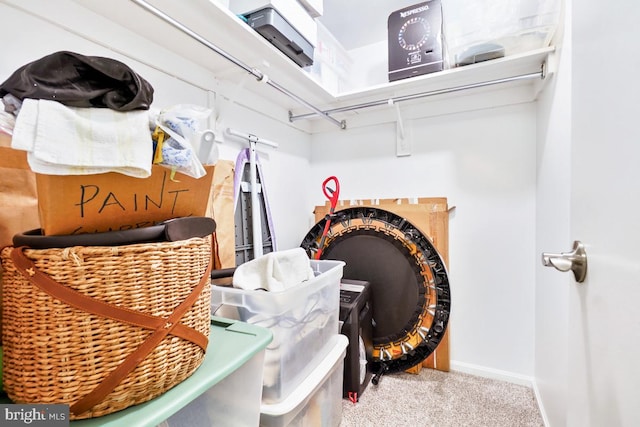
[12,99,152,177]
[232,247,315,292]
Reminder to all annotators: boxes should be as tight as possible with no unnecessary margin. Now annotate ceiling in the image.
[319,0,421,50]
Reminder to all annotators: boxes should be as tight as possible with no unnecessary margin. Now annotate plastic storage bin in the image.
[61,317,272,427]
[211,259,344,404]
[260,334,348,427]
[306,21,353,94]
[161,319,269,426]
[442,0,561,67]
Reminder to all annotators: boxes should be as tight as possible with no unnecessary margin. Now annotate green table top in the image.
[1,317,272,426]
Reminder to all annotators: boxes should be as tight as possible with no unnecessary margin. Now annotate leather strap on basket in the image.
[10,246,212,416]
[10,247,209,350]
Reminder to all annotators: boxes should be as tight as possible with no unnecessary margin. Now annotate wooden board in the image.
[314,197,451,373]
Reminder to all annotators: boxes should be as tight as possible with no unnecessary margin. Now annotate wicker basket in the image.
[0,237,212,420]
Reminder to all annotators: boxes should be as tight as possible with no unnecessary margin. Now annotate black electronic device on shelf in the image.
[387,0,444,82]
[339,279,373,402]
[244,7,314,68]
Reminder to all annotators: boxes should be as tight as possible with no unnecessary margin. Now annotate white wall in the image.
[0,2,314,251]
[310,103,538,380]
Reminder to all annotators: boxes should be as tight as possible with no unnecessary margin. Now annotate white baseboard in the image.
[449,360,534,387]
[532,380,551,427]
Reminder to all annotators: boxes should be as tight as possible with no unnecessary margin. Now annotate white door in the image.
[566,1,640,425]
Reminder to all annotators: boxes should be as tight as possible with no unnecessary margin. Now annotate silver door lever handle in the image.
[541,240,587,283]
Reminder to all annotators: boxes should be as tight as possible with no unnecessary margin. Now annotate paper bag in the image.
[0,132,41,342]
[207,160,236,269]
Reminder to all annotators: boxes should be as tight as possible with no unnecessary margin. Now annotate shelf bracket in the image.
[393,101,411,157]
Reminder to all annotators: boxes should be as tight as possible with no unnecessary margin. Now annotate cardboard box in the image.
[36,165,215,235]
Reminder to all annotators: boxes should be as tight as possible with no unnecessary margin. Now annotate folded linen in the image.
[233,247,315,292]
[12,98,152,177]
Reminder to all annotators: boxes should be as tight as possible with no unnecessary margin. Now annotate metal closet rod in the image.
[130,0,346,129]
[288,68,546,122]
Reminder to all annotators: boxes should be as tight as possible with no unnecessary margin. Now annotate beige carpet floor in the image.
[340,369,544,427]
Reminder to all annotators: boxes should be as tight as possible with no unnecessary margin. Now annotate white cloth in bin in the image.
[232,247,315,292]
[12,98,152,177]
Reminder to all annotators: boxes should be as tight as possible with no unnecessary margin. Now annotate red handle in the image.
[316,176,341,260]
[322,176,340,211]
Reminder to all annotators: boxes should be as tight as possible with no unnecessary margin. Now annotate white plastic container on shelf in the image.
[260,334,348,427]
[306,21,353,94]
[442,0,561,67]
[298,0,323,18]
[211,259,344,404]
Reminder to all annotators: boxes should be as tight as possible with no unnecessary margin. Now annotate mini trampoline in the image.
[301,206,450,382]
